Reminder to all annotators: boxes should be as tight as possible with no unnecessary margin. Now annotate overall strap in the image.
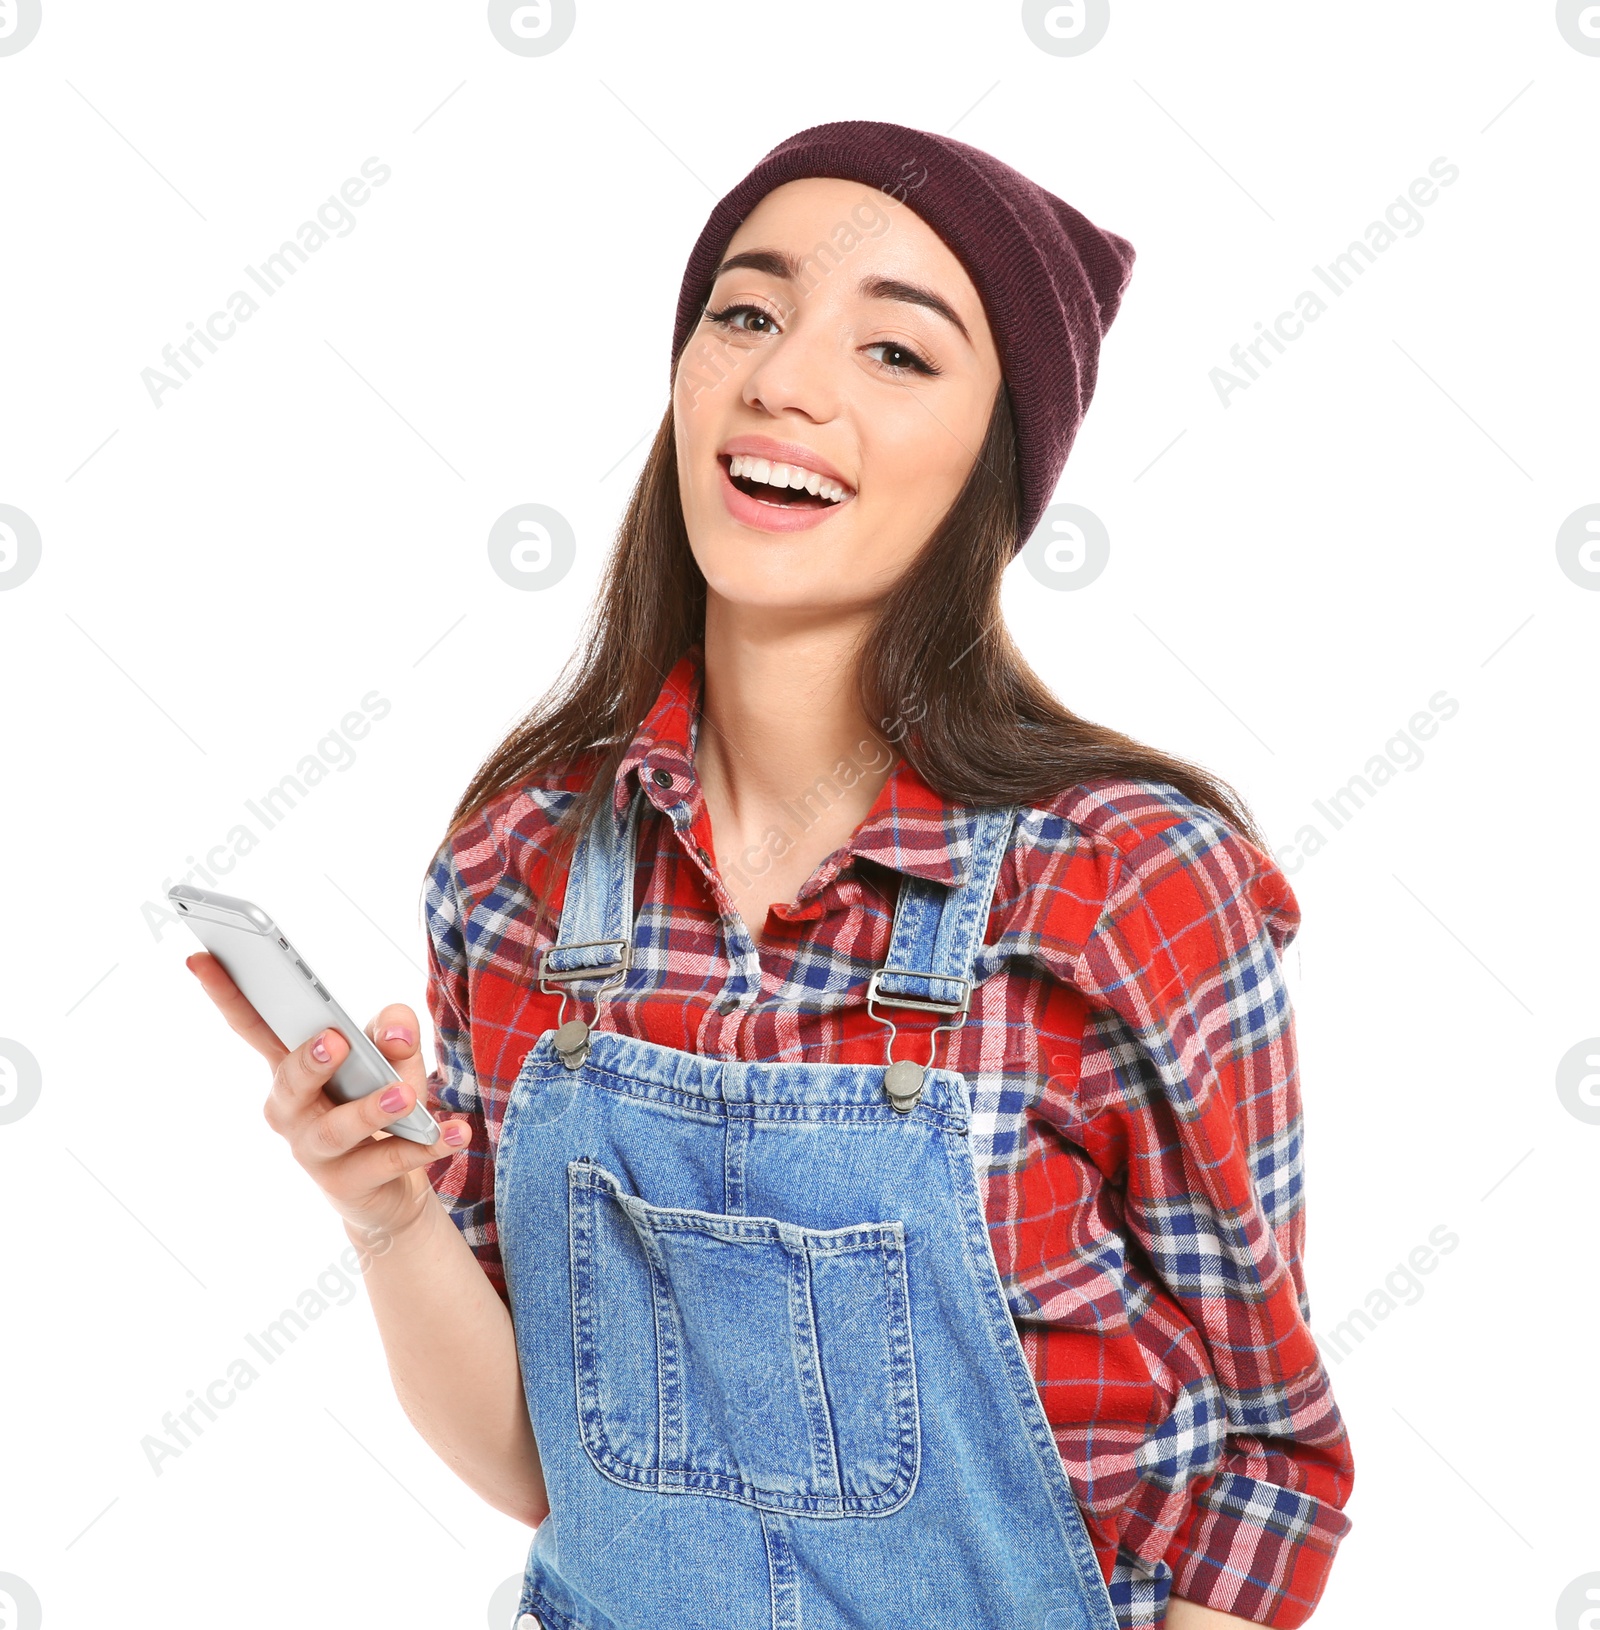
[538,787,1017,1096]
[871,804,1018,1013]
[534,775,641,991]
[868,804,1018,1112]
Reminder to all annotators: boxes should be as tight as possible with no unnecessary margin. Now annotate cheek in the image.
[673,394,744,506]
[673,339,755,433]
[671,383,702,462]
[671,411,715,516]
[862,420,970,532]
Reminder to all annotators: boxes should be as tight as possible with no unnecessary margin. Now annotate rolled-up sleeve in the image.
[421,840,508,1305]
[1072,811,1354,1626]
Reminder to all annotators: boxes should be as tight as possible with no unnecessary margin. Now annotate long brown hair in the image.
[433,375,1266,975]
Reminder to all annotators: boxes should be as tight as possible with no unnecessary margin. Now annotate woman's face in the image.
[672,176,1003,621]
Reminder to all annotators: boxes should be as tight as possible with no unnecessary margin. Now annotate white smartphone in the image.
[170,883,441,1147]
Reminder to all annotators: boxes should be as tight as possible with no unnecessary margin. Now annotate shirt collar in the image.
[611,647,984,890]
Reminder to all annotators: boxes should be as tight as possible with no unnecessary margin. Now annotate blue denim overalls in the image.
[496,788,1119,1630]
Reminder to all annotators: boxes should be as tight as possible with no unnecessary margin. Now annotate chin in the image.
[702,564,846,612]
[685,501,912,616]
[694,553,874,618]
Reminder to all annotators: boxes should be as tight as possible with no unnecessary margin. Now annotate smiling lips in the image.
[716,444,855,533]
[727,453,851,506]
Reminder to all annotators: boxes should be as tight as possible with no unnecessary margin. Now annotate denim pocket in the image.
[567,1158,919,1517]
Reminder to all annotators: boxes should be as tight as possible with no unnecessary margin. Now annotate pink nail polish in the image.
[379,1087,406,1112]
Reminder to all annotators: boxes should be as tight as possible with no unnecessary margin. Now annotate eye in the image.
[704,302,779,335]
[864,339,940,378]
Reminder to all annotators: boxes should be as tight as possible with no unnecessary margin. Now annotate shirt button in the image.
[517,1616,542,1630]
[696,845,712,865]
[652,768,673,788]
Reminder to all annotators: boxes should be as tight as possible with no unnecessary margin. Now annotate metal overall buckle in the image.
[537,940,631,1070]
[865,968,972,1113]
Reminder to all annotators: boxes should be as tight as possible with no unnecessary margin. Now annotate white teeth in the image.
[728,452,847,503]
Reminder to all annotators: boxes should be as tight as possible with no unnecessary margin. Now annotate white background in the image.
[1,2,1596,1626]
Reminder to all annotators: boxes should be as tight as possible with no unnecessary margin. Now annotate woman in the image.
[189,121,1353,1628]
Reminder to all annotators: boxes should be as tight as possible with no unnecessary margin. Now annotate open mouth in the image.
[719,454,852,509]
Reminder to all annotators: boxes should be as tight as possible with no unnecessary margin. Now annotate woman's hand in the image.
[184,950,472,1243]
[1166,1597,1265,1628]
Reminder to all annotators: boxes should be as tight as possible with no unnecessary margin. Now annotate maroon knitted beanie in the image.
[669,119,1136,551]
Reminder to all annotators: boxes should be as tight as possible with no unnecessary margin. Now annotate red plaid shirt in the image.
[421,652,1353,1627]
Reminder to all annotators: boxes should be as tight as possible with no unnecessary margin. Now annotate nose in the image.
[738,304,843,425]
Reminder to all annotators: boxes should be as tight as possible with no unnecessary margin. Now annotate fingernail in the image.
[442,1123,468,1146]
[379,1087,406,1112]
[381,1026,413,1045]
[311,1033,331,1063]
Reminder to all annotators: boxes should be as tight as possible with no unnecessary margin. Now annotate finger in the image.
[310,1112,472,1204]
[362,1003,432,1096]
[301,1065,471,1174]
[185,951,289,1068]
[264,1024,354,1136]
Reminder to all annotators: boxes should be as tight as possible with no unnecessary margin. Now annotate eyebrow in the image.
[709,249,973,347]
